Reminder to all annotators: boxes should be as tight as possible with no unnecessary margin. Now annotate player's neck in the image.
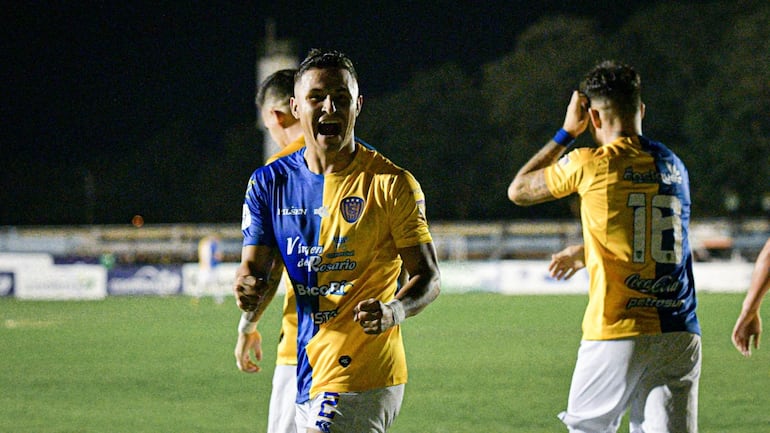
[598,120,641,145]
[284,123,303,146]
[305,141,356,174]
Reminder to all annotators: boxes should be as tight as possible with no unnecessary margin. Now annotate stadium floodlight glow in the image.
[131,214,145,228]
[761,193,770,213]
[723,192,740,213]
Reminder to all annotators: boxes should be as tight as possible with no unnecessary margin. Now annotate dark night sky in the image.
[3,1,662,166]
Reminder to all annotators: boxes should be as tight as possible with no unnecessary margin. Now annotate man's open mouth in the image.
[318,121,342,136]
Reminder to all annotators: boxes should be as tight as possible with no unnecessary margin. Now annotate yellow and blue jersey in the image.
[266,136,305,367]
[242,143,432,402]
[266,136,377,367]
[267,136,306,164]
[545,135,699,340]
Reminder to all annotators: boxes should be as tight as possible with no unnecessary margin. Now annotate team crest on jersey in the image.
[340,196,364,223]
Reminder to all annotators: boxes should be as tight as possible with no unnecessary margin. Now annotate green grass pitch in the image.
[1,292,768,432]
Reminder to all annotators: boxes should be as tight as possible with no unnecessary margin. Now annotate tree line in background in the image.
[360,1,770,222]
[3,0,767,225]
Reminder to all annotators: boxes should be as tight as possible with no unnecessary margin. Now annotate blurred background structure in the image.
[1,218,767,266]
[255,19,297,161]
[1,1,768,264]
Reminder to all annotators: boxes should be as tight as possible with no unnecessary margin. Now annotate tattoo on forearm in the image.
[522,175,552,203]
[510,140,567,205]
[516,141,565,174]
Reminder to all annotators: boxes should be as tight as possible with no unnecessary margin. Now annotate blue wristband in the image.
[553,128,575,147]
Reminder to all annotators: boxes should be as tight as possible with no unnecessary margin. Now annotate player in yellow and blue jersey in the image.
[508,60,700,433]
[234,68,304,433]
[237,67,404,433]
[233,49,440,433]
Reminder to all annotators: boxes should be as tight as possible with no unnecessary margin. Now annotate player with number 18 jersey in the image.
[545,135,700,340]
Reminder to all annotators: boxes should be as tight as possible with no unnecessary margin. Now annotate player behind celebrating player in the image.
[508,60,701,433]
[233,48,441,433]
[233,68,303,433]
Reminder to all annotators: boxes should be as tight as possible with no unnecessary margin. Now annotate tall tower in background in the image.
[256,19,298,162]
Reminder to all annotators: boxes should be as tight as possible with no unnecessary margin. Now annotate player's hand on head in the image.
[234,330,263,373]
[353,298,395,334]
[562,90,591,138]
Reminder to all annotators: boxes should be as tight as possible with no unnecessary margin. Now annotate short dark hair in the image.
[295,49,358,83]
[580,60,641,118]
[256,68,296,109]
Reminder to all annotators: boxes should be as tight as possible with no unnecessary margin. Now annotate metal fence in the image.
[0,219,767,265]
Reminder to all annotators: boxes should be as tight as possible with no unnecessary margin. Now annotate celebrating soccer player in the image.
[508,60,701,433]
[233,49,441,433]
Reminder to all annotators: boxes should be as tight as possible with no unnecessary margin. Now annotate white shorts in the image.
[559,332,701,433]
[295,384,404,433]
[268,364,297,433]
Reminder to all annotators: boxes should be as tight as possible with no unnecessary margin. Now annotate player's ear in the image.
[264,109,280,127]
[639,102,646,120]
[275,110,295,128]
[355,95,363,116]
[589,108,601,129]
[290,97,299,119]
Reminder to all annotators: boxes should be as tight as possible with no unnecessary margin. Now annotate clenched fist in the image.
[233,275,266,312]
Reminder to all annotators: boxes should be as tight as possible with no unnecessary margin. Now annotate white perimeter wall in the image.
[0,253,756,300]
[1,253,107,300]
[438,260,755,295]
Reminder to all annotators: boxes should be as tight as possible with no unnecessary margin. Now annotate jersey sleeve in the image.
[544,148,594,198]
[389,170,433,249]
[241,171,277,247]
